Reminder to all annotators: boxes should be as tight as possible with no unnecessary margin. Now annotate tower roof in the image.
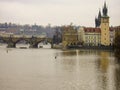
[98,9,101,19]
[103,1,108,16]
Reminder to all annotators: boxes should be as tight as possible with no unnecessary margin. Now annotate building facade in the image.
[100,2,110,46]
[62,25,78,48]
[77,27,85,44]
[62,2,114,48]
[79,2,111,47]
[114,26,120,35]
[109,27,115,46]
[83,28,101,46]
[113,26,120,50]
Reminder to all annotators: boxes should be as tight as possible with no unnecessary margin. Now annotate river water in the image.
[0,44,120,90]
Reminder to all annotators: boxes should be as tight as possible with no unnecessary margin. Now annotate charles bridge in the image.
[0,35,53,48]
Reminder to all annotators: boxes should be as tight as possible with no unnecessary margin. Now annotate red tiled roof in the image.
[84,27,101,33]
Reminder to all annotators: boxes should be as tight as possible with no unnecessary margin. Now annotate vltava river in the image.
[0,45,120,90]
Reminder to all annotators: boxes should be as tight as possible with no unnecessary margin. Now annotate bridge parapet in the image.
[0,35,53,48]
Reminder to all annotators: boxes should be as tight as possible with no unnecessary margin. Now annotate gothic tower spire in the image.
[103,1,108,16]
[98,9,101,19]
[95,9,102,28]
[98,9,101,27]
[95,16,98,27]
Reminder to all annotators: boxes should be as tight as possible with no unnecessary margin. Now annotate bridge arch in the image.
[31,38,53,48]
[15,38,30,48]
[0,36,8,47]
[0,36,8,43]
[0,35,53,48]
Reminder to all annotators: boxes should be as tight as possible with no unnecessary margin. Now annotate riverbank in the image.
[66,46,114,51]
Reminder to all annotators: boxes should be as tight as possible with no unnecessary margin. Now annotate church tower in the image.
[100,2,110,46]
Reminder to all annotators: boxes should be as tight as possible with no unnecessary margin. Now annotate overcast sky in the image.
[0,0,120,26]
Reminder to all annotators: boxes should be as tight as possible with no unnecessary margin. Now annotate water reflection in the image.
[99,52,109,73]
[0,47,120,90]
[115,50,120,61]
[59,50,119,90]
[95,51,110,90]
[114,51,120,90]
[114,62,120,90]
[60,49,101,56]
[61,50,77,56]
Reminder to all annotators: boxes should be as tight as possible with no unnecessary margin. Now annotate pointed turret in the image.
[95,16,98,27]
[98,9,101,27]
[103,1,108,16]
[98,9,101,19]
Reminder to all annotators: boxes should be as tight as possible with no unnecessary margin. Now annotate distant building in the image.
[78,27,115,47]
[78,1,114,47]
[94,2,111,46]
[112,26,120,50]
[62,2,113,48]
[83,27,101,46]
[62,25,78,48]
[77,27,85,43]
[114,26,120,35]
[100,2,110,46]
[109,27,115,46]
[112,26,120,46]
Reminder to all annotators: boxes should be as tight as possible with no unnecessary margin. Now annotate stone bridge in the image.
[0,35,53,48]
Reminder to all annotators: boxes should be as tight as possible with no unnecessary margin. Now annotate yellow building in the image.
[62,25,78,48]
[100,2,110,46]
